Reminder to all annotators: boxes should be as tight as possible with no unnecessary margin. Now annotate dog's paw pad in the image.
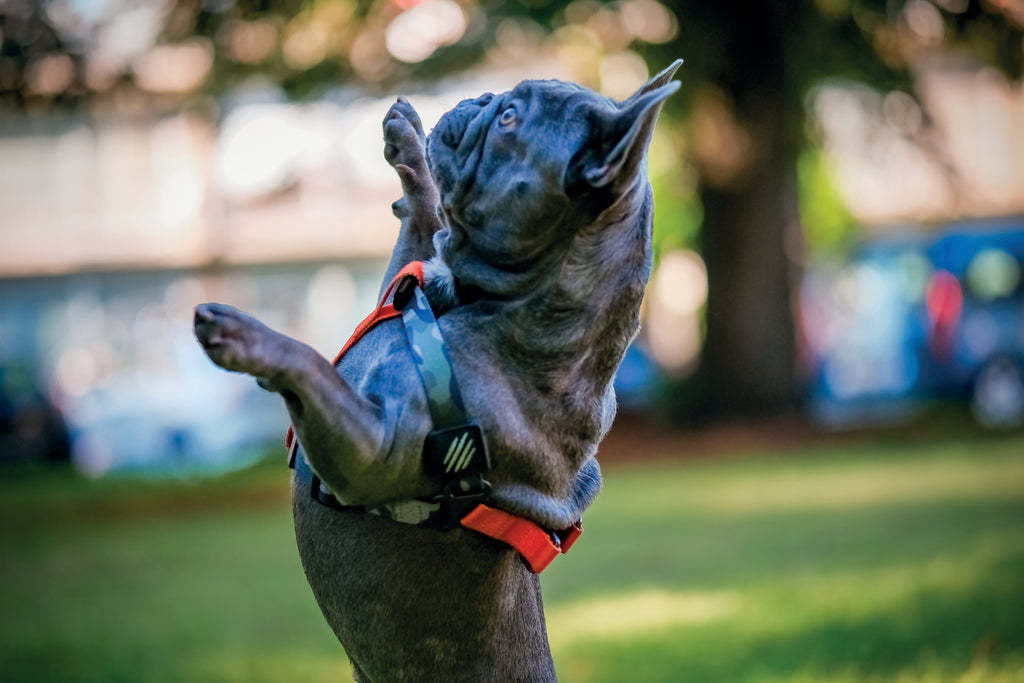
[383,101,428,169]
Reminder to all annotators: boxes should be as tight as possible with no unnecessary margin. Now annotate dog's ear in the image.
[619,59,683,107]
[570,63,681,191]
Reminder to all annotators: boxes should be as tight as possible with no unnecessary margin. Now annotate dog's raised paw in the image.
[383,97,441,227]
[383,97,427,169]
[193,303,291,383]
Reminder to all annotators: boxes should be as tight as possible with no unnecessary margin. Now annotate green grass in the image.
[2,434,1023,682]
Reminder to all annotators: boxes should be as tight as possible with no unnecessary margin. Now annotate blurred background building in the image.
[1,0,1023,475]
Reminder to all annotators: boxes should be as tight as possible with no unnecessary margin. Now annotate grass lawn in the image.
[1,431,1023,682]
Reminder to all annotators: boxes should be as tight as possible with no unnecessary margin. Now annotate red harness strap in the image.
[461,505,583,573]
[286,260,583,573]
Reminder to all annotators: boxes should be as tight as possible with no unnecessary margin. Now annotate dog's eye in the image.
[498,106,517,127]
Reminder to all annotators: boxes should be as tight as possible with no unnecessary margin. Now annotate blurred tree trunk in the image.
[695,96,802,418]
[679,2,804,419]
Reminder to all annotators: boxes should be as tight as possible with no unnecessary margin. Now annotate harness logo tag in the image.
[443,432,477,472]
[424,423,490,477]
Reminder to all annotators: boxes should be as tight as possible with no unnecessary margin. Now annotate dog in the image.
[194,60,681,682]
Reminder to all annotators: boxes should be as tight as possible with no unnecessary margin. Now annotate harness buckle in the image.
[434,474,492,529]
[392,273,419,309]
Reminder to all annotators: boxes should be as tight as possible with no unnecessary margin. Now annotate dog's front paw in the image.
[383,98,439,210]
[383,96,426,168]
[193,303,295,388]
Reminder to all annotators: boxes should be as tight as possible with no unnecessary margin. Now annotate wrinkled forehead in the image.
[511,79,584,106]
[446,79,606,120]
[509,79,618,123]
[512,78,586,97]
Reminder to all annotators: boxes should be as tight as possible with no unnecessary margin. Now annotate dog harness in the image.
[286,262,582,573]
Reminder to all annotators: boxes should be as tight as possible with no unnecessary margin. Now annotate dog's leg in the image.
[380,97,442,295]
[193,303,387,498]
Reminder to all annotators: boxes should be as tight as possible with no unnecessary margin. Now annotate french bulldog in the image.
[193,60,681,682]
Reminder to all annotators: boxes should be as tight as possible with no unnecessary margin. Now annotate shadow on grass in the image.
[554,553,1024,682]
[0,456,291,541]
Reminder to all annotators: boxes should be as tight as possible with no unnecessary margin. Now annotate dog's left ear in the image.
[572,61,682,191]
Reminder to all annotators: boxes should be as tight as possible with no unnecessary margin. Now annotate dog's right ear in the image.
[619,59,683,106]
[568,70,681,193]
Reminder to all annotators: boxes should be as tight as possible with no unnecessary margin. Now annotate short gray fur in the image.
[193,60,681,682]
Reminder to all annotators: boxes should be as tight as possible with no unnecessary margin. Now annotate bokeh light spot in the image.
[385,0,466,64]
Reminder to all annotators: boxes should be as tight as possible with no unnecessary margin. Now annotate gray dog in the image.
[194,60,681,681]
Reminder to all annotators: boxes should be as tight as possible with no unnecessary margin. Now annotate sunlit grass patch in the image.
[184,651,356,683]
[547,589,739,649]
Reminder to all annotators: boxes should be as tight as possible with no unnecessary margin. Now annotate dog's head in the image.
[426,61,681,296]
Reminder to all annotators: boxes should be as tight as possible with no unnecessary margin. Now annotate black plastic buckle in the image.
[291,447,346,510]
[424,422,490,477]
[435,474,492,529]
[393,274,419,310]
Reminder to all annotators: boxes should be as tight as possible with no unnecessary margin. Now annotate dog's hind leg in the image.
[380,97,443,295]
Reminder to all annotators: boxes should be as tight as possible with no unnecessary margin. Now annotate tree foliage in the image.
[3,0,1022,420]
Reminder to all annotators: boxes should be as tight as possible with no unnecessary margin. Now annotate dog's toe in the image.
[194,303,215,324]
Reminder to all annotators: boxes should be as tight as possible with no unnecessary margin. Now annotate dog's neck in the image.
[425,173,652,393]
[423,237,573,310]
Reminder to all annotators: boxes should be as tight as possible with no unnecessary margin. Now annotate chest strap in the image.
[286,262,582,573]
